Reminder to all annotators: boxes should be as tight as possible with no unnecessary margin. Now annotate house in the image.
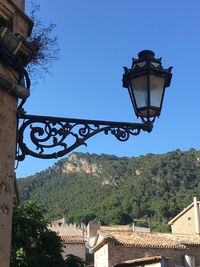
[168,197,200,234]
[48,218,87,261]
[92,198,200,267]
[87,220,150,248]
[114,255,170,267]
[93,227,200,267]
[50,197,200,266]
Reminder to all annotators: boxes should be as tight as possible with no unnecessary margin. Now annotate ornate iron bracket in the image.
[16,111,153,161]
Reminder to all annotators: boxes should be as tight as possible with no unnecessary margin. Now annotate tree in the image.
[65,254,85,267]
[11,201,66,267]
[67,210,96,225]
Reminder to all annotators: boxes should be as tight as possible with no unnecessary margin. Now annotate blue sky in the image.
[16,0,200,177]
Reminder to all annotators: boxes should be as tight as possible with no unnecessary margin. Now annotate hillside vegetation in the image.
[18,149,200,232]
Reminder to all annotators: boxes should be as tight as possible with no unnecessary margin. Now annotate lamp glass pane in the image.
[130,75,148,108]
[150,75,165,107]
[151,62,160,68]
[133,61,146,68]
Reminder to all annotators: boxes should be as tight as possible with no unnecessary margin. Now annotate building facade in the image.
[49,218,87,261]
[61,236,86,261]
[49,217,86,237]
[93,229,200,267]
[0,1,32,266]
[93,198,200,267]
[168,197,200,235]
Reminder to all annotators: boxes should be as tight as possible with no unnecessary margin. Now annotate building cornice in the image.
[8,0,33,36]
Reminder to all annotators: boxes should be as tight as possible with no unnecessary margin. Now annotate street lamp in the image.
[123,50,172,122]
[15,50,172,161]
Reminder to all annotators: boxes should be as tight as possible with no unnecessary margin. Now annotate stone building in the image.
[93,227,200,267]
[49,217,86,237]
[92,198,200,267]
[48,218,87,261]
[0,1,33,266]
[61,236,86,260]
[50,198,200,267]
[168,197,200,235]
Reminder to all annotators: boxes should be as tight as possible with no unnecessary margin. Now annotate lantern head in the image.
[123,50,172,122]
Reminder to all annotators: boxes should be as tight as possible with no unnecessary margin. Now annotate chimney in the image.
[87,220,101,238]
[194,197,200,234]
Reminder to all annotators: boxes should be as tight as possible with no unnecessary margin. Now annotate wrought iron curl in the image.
[30,121,69,150]
[78,123,99,137]
[108,126,141,142]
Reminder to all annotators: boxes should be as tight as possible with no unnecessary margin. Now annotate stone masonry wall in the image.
[49,219,86,237]
[11,0,25,10]
[0,1,32,267]
[171,206,200,234]
[62,243,86,261]
[0,82,17,267]
[108,244,200,267]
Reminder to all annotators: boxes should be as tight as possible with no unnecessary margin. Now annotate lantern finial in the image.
[138,50,155,60]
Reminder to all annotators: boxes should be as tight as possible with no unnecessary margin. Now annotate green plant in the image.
[27,2,60,81]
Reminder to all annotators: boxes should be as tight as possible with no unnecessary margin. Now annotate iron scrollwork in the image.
[16,112,153,161]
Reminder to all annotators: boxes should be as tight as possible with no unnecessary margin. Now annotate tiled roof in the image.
[114,255,169,267]
[101,225,132,231]
[60,236,85,243]
[93,229,200,250]
[168,233,200,245]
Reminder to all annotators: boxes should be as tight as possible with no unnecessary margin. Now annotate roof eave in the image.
[92,238,110,252]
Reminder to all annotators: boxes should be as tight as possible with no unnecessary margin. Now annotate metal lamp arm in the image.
[16,113,153,161]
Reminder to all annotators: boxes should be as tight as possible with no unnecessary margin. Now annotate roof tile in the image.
[60,236,85,243]
[94,230,200,249]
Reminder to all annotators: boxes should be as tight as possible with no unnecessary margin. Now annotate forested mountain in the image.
[18,149,200,232]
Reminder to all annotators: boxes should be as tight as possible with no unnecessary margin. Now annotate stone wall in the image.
[49,219,86,237]
[107,244,200,267]
[0,80,17,267]
[0,0,32,36]
[87,220,101,238]
[62,243,86,261]
[11,0,25,10]
[171,206,197,234]
[0,1,32,266]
